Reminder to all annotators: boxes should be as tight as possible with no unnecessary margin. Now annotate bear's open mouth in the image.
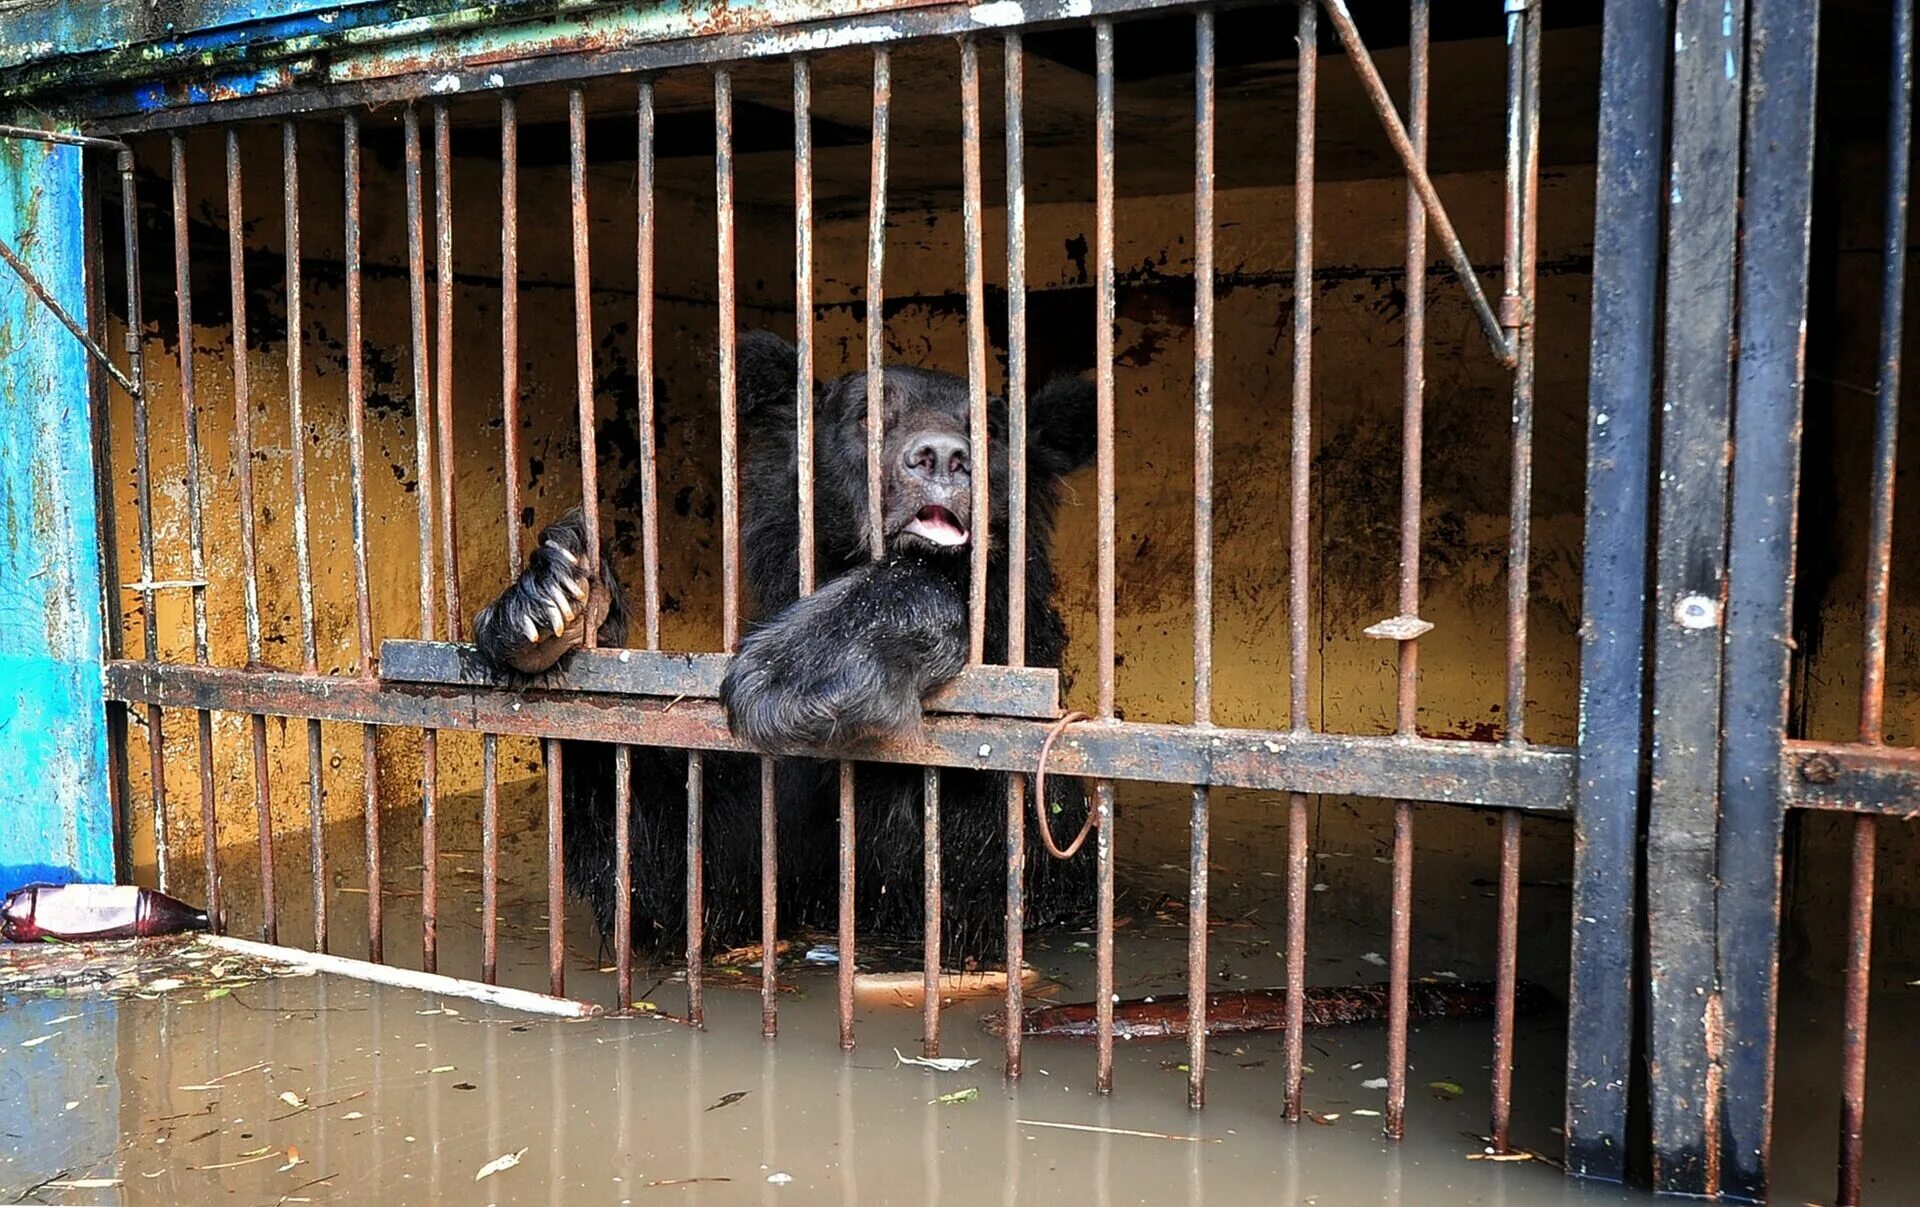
[903,504,969,548]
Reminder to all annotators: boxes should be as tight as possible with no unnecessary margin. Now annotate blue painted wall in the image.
[0,135,113,896]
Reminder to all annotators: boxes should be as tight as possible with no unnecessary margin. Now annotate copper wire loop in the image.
[1031,710,1095,859]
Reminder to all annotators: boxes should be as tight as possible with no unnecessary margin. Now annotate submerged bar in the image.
[1003,29,1029,1082]
[1093,18,1117,1097]
[227,126,277,947]
[1188,5,1215,1113]
[282,120,328,954]
[923,766,943,1056]
[343,112,382,964]
[404,105,441,974]
[687,750,706,1027]
[616,745,634,1011]
[1386,0,1431,1141]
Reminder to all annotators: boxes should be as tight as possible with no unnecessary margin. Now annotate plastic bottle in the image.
[1,883,213,942]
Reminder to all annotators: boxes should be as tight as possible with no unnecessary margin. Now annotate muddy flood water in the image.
[6,781,1915,1204]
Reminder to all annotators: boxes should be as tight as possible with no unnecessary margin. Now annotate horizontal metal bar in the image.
[1784,741,1920,819]
[378,639,1062,720]
[0,123,131,156]
[105,660,1575,810]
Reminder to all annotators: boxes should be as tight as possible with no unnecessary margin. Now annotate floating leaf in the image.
[767,1173,794,1185]
[239,1146,272,1158]
[20,1034,57,1048]
[894,1047,981,1072]
[342,1111,366,1120]
[279,1091,308,1109]
[205,987,231,1000]
[475,1148,528,1182]
[705,1092,749,1112]
[45,1013,81,1025]
[1351,1109,1382,1118]
[453,1082,477,1091]
[930,1087,980,1105]
[429,1066,455,1074]
[1429,1081,1465,1097]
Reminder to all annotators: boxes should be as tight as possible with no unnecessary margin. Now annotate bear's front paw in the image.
[720,626,919,752]
[474,538,600,675]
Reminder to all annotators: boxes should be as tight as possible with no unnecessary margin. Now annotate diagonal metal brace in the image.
[1319,0,1519,368]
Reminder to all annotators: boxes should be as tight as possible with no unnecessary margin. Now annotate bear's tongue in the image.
[905,505,969,547]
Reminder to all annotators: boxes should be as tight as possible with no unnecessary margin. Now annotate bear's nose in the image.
[904,431,970,481]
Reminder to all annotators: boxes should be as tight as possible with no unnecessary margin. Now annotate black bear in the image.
[472,330,1097,966]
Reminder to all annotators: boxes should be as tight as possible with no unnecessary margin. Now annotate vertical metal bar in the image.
[343,112,382,966]
[404,106,440,974]
[1284,0,1316,1126]
[795,59,816,600]
[569,88,602,650]
[838,762,856,1050]
[1839,8,1903,1200]
[638,79,662,648]
[227,127,277,947]
[487,93,518,988]
[615,745,634,1012]
[1647,0,1746,1189]
[686,750,706,1027]
[1187,5,1216,1114]
[1093,18,1117,1097]
[1003,30,1029,1083]
[481,731,500,985]
[432,104,461,642]
[761,754,778,1038]
[923,766,943,1056]
[282,121,327,953]
[171,133,220,927]
[1566,0,1670,1180]
[1385,0,1430,1143]
[546,739,565,997]
[961,36,990,663]
[867,49,891,561]
[1491,0,1539,1155]
[715,71,741,651]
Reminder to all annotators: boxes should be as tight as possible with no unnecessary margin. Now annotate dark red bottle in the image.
[1,883,213,942]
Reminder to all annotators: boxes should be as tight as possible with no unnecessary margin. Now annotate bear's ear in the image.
[738,329,802,421]
[1029,374,1098,475]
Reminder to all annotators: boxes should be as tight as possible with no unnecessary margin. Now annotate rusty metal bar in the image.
[1187,5,1215,1114]
[1491,809,1522,1152]
[227,127,278,947]
[171,131,220,928]
[838,761,857,1050]
[433,103,462,640]
[1787,742,1920,815]
[1093,17,1117,1098]
[486,92,518,987]
[404,105,441,974]
[109,661,1577,807]
[545,739,564,995]
[481,731,500,985]
[761,753,778,1038]
[569,87,602,655]
[923,765,943,1057]
[795,58,816,600]
[638,79,662,649]
[1317,0,1513,368]
[1383,0,1430,1143]
[716,70,742,653]
[962,36,990,664]
[1003,28,1030,1084]
[687,749,706,1027]
[343,112,382,964]
[867,49,891,561]
[1839,815,1875,1206]
[1283,0,1317,1127]
[281,120,328,953]
[0,232,140,398]
[615,744,634,1011]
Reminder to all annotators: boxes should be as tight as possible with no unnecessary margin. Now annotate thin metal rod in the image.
[867,49,891,560]
[481,733,500,985]
[1284,0,1317,1125]
[1386,0,1430,1142]
[1094,778,1117,1094]
[282,121,327,953]
[687,750,706,1028]
[923,766,943,1056]
[404,105,440,974]
[638,79,662,648]
[1092,17,1118,1099]
[343,112,381,965]
[228,127,277,947]
[546,739,565,996]
[962,36,990,663]
[1838,814,1875,1206]
[433,102,462,640]
[569,88,602,652]
[0,234,141,397]
[795,59,817,600]
[716,71,742,651]
[1491,810,1522,1152]
[761,755,778,1037]
[1187,4,1216,1114]
[171,132,220,928]
[838,761,856,1049]
[488,92,517,987]
[615,744,634,1011]
[1317,0,1514,367]
[1002,29,1029,1084]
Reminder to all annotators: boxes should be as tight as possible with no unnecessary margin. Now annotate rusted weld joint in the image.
[1032,710,1097,860]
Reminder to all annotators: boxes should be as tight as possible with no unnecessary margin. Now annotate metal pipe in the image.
[638,79,662,649]
[867,50,891,561]
[343,112,382,965]
[1003,29,1029,1084]
[687,750,706,1027]
[962,35,990,663]
[570,88,602,651]
[762,755,779,1038]
[547,739,565,996]
[1188,4,1216,1114]
[1838,815,1875,1206]
[1093,17,1118,1098]
[923,766,943,1056]
[434,102,461,641]
[716,71,741,652]
[838,761,857,1050]
[616,744,634,1012]
[489,92,519,987]
[795,58,816,600]
[404,105,440,973]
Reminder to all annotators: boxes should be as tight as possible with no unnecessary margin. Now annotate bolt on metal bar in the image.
[1093,17,1118,1097]
[1843,7,1910,1197]
[227,127,279,947]
[1284,0,1318,1126]
[687,749,707,1027]
[343,111,383,965]
[404,105,442,974]
[1003,28,1030,1084]
[638,78,663,650]
[282,120,328,954]
[434,103,462,641]
[962,36,990,664]
[171,132,221,930]
[1317,0,1514,368]
[923,766,943,1056]
[1187,4,1216,1114]
[867,49,891,561]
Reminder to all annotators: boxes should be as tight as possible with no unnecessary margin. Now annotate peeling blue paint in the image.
[0,135,112,897]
